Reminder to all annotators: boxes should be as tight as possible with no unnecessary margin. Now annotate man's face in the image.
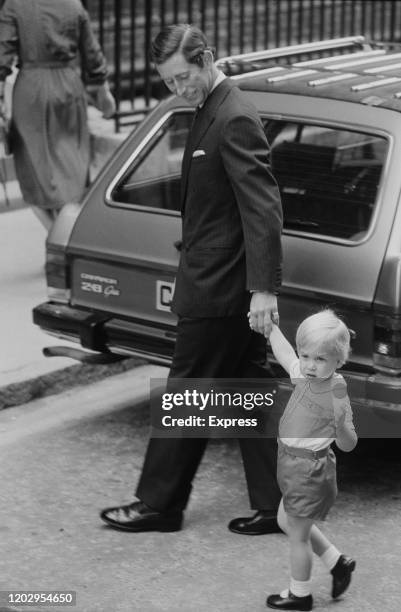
[157,51,214,107]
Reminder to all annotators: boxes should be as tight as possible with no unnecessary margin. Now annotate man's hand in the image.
[248,291,279,338]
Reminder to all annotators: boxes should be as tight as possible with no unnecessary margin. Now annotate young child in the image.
[265,309,358,611]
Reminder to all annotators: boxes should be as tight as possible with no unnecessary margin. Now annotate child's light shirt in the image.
[279,359,354,452]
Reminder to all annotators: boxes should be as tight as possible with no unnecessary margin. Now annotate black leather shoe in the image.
[266,591,313,610]
[228,511,282,535]
[331,554,356,598]
[100,500,183,532]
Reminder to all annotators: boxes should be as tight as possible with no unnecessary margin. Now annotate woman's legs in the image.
[31,206,58,232]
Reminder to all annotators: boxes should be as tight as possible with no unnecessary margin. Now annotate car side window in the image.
[264,120,388,241]
[110,111,193,211]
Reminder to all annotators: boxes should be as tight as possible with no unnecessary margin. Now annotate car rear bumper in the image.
[32,302,176,366]
[34,301,401,405]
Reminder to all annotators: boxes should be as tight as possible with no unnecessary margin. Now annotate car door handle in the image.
[174,240,182,251]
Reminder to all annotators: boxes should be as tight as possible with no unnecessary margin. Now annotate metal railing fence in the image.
[82,1,401,130]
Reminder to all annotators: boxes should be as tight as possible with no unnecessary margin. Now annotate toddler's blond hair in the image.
[296,309,351,365]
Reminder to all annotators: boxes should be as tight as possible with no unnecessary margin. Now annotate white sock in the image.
[289,577,312,597]
[320,545,341,570]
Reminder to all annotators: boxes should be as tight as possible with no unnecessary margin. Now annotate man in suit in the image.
[100,24,283,535]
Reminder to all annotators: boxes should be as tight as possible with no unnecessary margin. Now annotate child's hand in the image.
[334,399,358,452]
[333,382,348,429]
[334,404,346,430]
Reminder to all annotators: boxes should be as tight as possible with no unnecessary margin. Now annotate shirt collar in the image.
[198,70,226,108]
[211,70,226,92]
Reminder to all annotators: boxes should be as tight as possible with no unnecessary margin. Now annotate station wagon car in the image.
[33,36,401,424]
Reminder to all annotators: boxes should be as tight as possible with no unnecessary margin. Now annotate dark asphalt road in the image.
[1,369,401,612]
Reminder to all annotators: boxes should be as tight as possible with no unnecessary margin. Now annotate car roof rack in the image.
[217,36,401,112]
[351,76,401,92]
[365,60,401,74]
[326,51,401,70]
[292,49,385,67]
[216,36,368,68]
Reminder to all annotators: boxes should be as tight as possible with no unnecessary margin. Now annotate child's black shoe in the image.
[266,591,313,610]
[331,554,356,598]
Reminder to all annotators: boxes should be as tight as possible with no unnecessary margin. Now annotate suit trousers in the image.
[136,315,281,513]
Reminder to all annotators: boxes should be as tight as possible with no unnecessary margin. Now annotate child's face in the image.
[297,345,340,380]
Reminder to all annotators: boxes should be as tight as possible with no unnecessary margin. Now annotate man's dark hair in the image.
[150,23,215,67]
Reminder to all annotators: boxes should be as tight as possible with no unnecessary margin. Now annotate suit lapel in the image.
[180,79,235,211]
[180,110,199,207]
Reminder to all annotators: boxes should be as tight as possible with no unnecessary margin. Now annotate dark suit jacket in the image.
[172,77,283,318]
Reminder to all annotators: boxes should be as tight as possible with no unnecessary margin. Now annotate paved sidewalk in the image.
[0,207,79,387]
[1,371,399,612]
[0,107,130,389]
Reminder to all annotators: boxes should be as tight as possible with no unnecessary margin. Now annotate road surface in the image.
[1,366,401,611]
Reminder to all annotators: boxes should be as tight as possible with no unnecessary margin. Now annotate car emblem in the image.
[80,272,121,298]
[156,280,175,312]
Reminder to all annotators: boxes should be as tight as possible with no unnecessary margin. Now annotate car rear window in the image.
[110,111,192,212]
[265,120,387,241]
[109,110,387,242]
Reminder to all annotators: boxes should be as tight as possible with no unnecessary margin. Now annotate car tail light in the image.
[373,313,401,375]
[45,245,70,303]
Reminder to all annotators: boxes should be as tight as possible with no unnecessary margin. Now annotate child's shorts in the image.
[277,440,337,520]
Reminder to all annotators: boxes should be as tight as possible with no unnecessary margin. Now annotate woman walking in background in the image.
[0,0,115,231]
